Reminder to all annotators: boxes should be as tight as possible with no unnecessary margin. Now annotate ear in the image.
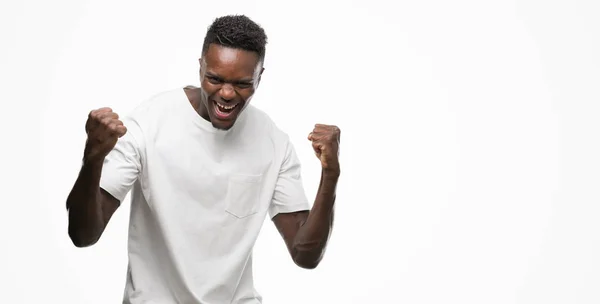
[198,57,206,78]
[256,67,265,87]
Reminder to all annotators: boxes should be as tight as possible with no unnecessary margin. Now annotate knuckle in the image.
[101,117,113,126]
[91,111,101,120]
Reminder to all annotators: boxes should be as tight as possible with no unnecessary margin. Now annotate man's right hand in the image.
[84,107,127,162]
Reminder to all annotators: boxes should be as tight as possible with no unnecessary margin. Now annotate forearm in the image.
[66,158,105,247]
[292,169,339,268]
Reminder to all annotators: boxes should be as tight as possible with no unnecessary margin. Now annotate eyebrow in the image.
[205,72,254,83]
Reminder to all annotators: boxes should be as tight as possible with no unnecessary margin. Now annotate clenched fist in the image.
[83,107,127,162]
[308,124,341,173]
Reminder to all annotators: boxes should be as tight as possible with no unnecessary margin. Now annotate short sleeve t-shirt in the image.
[99,87,310,304]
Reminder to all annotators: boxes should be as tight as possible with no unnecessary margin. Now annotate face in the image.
[197,43,264,130]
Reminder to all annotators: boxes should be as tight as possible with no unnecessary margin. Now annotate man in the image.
[66,15,340,303]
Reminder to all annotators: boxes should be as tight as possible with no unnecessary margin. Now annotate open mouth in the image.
[213,101,239,119]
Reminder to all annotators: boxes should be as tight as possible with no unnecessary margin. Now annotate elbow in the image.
[292,250,323,270]
[295,259,320,270]
[69,233,98,248]
[69,232,99,248]
[293,256,321,269]
[66,203,104,248]
[68,226,100,248]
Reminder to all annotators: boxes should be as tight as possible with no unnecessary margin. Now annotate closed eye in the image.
[235,82,253,88]
[207,76,224,84]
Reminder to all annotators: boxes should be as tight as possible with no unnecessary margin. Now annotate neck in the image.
[185,86,210,122]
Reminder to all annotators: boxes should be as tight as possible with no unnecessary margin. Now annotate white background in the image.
[1,0,599,303]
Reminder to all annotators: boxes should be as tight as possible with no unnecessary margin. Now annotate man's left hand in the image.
[308,124,341,173]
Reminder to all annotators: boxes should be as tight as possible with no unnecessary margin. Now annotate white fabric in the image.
[99,87,310,304]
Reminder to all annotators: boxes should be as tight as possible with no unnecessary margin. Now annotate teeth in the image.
[216,102,236,110]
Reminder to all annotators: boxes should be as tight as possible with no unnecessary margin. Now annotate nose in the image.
[218,83,236,101]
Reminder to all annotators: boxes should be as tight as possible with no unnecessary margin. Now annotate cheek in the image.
[239,88,256,101]
[201,82,218,96]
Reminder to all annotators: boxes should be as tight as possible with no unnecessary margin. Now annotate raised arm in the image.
[66,108,128,247]
[273,124,340,269]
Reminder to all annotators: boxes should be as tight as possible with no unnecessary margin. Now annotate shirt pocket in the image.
[225,173,263,219]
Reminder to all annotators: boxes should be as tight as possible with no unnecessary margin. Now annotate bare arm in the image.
[273,124,341,269]
[273,169,338,269]
[66,158,120,247]
[66,107,127,247]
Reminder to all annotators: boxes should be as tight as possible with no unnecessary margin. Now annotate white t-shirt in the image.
[99,87,310,304]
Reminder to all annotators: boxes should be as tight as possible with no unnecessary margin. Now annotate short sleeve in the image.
[99,118,144,202]
[268,138,311,218]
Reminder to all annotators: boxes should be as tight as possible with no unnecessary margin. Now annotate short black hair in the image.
[202,15,268,62]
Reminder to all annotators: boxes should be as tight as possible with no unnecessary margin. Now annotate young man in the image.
[66,15,340,303]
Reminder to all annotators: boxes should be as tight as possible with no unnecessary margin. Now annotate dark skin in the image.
[273,125,340,269]
[66,43,340,269]
[66,107,125,247]
[189,44,264,130]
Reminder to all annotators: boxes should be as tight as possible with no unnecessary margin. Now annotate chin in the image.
[212,122,234,131]
[209,115,236,130]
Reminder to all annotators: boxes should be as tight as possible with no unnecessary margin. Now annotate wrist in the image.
[83,141,106,166]
[82,153,105,168]
[322,167,340,179]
